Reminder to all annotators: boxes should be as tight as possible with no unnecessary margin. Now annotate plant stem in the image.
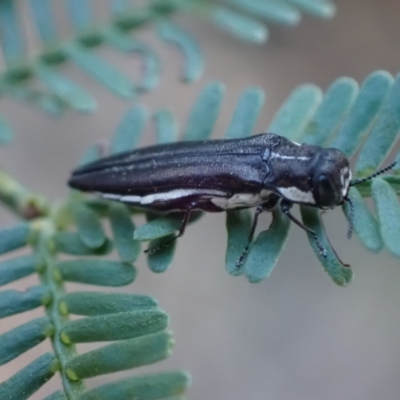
[0,167,49,219]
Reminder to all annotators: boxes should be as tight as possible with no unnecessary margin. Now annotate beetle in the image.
[68,133,395,266]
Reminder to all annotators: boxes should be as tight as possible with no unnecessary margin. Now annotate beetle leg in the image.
[280,200,327,257]
[236,205,264,268]
[145,205,194,255]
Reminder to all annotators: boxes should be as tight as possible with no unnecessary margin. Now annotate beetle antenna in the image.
[344,196,354,239]
[349,161,396,187]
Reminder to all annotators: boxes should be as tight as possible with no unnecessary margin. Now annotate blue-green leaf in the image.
[110,105,148,154]
[0,286,51,318]
[80,371,190,400]
[0,353,58,400]
[43,391,66,400]
[62,291,158,316]
[0,254,37,286]
[288,0,336,18]
[65,332,173,380]
[355,75,400,176]
[64,42,137,98]
[53,231,113,256]
[224,0,301,26]
[0,223,30,255]
[29,0,57,43]
[57,259,136,286]
[330,70,393,157]
[134,216,182,241]
[300,77,359,146]
[183,81,225,141]
[153,110,178,144]
[209,6,268,43]
[342,187,383,252]
[104,29,161,91]
[371,177,400,258]
[300,206,353,286]
[225,87,265,139]
[225,209,252,276]
[109,203,141,263]
[158,21,203,82]
[244,208,291,283]
[35,63,97,112]
[0,0,25,62]
[61,310,168,343]
[0,115,13,144]
[147,235,177,273]
[0,317,53,365]
[72,203,106,249]
[65,0,92,30]
[268,84,323,140]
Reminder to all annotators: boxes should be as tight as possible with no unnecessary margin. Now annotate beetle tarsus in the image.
[280,200,327,258]
[144,206,194,256]
[235,205,264,268]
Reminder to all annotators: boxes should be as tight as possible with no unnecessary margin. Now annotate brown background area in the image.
[1,1,400,399]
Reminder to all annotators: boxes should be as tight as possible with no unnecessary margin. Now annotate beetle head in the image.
[312,148,351,209]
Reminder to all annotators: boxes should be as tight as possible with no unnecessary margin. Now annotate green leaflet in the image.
[208,6,268,43]
[223,0,301,26]
[34,62,97,112]
[0,115,13,144]
[80,371,190,400]
[355,75,400,176]
[0,286,51,318]
[182,81,225,141]
[66,331,173,379]
[56,259,137,286]
[330,71,393,157]
[158,21,204,82]
[61,310,168,343]
[110,105,148,154]
[371,177,400,258]
[109,203,141,263]
[63,292,158,316]
[225,209,252,276]
[0,353,58,400]
[0,223,30,255]
[342,187,383,252]
[300,77,359,146]
[0,317,53,365]
[146,236,177,273]
[288,0,336,18]
[64,42,137,98]
[71,203,106,249]
[53,231,113,256]
[300,206,353,286]
[104,28,161,92]
[268,84,323,140]
[153,109,178,144]
[244,208,291,283]
[134,216,183,241]
[225,86,265,139]
[0,254,38,286]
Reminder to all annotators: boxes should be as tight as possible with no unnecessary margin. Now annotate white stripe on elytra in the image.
[270,153,311,161]
[277,186,315,204]
[100,188,227,205]
[211,190,272,210]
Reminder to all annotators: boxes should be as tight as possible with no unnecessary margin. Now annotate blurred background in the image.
[1,0,400,399]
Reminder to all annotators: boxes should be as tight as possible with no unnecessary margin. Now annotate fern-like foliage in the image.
[1,69,399,397]
[0,0,336,142]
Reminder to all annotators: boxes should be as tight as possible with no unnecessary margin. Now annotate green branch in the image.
[0,167,49,219]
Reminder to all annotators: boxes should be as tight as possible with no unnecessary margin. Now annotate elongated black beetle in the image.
[69,133,395,266]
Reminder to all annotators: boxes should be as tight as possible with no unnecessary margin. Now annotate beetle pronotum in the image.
[68,133,395,266]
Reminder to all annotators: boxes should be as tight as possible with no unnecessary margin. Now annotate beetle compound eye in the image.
[317,175,338,208]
